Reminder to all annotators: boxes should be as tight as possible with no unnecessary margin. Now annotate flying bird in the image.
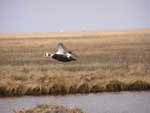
[45,43,77,62]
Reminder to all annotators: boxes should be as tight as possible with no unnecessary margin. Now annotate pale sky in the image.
[0,0,150,32]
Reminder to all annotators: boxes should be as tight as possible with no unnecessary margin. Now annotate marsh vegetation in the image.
[14,104,83,113]
[0,30,150,96]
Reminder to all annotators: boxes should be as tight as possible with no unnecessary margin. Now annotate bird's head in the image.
[45,52,51,57]
[45,52,54,57]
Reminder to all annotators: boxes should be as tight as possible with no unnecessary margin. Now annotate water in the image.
[0,91,150,113]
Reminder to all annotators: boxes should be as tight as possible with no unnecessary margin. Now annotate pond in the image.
[0,91,150,113]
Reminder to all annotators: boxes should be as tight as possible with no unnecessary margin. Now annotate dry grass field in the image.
[0,29,150,96]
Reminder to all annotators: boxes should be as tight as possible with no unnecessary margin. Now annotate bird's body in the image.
[51,53,76,62]
[45,43,77,62]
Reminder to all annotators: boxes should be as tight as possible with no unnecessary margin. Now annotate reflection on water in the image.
[0,91,150,113]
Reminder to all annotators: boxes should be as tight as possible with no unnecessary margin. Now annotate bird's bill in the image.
[71,52,78,58]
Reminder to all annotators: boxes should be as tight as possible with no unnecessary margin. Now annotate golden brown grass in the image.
[0,29,150,96]
[14,104,83,113]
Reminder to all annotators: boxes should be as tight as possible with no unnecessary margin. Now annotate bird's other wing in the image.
[56,43,67,54]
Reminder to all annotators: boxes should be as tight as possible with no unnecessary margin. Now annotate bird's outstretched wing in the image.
[56,43,67,54]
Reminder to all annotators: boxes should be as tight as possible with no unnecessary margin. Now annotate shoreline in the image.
[0,77,150,96]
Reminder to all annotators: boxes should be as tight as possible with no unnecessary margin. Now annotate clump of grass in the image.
[12,82,26,96]
[0,82,7,96]
[128,80,150,91]
[68,84,77,94]
[0,80,26,96]
[24,84,42,95]
[40,86,50,95]
[106,80,127,91]
[49,83,68,95]
[77,81,90,93]
[14,104,84,113]
[90,82,105,93]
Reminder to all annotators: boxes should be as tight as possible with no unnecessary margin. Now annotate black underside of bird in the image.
[52,54,76,62]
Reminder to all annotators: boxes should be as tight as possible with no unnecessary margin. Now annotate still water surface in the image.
[0,91,150,113]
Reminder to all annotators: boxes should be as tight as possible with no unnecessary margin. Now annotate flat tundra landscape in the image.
[0,29,150,96]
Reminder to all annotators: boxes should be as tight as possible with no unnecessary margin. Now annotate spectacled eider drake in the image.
[45,43,77,62]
